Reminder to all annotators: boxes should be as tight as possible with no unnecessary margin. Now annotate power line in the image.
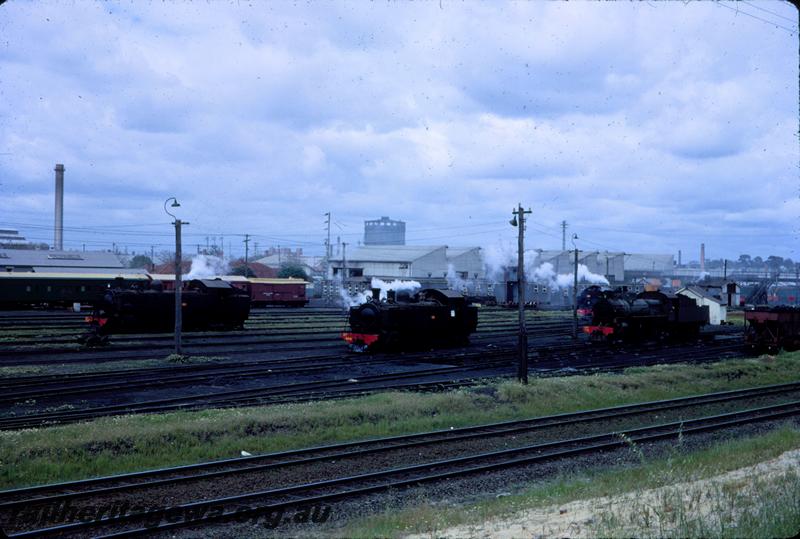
[741,0,797,24]
[716,1,797,35]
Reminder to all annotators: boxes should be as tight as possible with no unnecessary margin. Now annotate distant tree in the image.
[278,263,307,279]
[784,258,795,271]
[753,256,764,266]
[767,255,784,272]
[737,254,752,267]
[129,254,153,269]
[230,265,257,278]
[156,250,175,264]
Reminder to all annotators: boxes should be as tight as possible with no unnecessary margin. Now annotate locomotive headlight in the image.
[450,309,456,317]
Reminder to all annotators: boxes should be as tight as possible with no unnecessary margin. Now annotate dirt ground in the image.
[406,448,800,538]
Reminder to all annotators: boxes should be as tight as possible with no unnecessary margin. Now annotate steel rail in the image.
[5,399,800,538]
[1,380,797,510]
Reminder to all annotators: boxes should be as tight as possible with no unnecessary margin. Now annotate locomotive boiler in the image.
[81,278,251,345]
[342,288,479,352]
[583,290,709,342]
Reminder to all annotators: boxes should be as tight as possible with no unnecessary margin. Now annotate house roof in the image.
[0,250,124,269]
[677,286,723,304]
[331,245,447,263]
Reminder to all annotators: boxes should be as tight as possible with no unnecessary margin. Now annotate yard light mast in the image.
[572,234,579,340]
[165,197,188,356]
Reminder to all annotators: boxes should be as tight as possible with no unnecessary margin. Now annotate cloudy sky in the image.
[0,1,797,262]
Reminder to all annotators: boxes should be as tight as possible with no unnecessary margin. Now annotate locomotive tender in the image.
[583,290,709,342]
[81,278,251,344]
[342,288,479,352]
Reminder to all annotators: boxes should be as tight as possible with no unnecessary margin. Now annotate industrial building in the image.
[364,216,406,245]
[446,247,485,281]
[331,245,448,281]
[0,229,29,248]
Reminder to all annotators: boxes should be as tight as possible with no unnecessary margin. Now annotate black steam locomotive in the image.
[81,278,251,345]
[583,290,709,342]
[744,305,800,352]
[342,288,479,352]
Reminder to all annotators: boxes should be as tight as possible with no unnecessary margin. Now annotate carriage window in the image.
[26,285,31,292]
[46,286,52,292]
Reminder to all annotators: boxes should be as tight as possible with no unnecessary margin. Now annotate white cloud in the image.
[0,1,796,258]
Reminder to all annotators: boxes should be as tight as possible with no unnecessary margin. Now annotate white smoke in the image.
[187,255,229,279]
[525,261,609,290]
[446,264,469,293]
[483,239,517,281]
[339,277,422,307]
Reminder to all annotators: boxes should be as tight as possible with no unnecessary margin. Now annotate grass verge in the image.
[343,424,800,538]
[1,352,799,490]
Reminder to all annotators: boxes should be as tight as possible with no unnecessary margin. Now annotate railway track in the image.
[2,383,798,537]
[0,339,747,431]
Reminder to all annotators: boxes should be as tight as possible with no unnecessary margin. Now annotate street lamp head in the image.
[509,216,518,227]
[164,196,181,221]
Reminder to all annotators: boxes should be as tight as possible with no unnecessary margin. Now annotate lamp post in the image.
[510,204,532,384]
[164,197,188,356]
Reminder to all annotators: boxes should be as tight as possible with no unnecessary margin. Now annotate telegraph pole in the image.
[325,212,332,305]
[342,242,348,288]
[561,220,568,251]
[511,204,532,384]
[174,219,185,355]
[243,234,250,277]
[572,234,579,340]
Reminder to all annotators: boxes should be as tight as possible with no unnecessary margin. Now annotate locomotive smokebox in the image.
[371,288,381,301]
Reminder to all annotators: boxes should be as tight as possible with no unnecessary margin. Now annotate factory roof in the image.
[446,247,482,258]
[331,245,446,263]
[0,250,125,269]
[623,253,675,271]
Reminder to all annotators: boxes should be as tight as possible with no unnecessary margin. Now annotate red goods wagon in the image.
[147,275,308,307]
[248,278,309,307]
[744,306,800,352]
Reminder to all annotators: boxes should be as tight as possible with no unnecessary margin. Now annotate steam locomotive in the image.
[583,290,709,342]
[342,288,479,352]
[744,305,800,352]
[81,278,251,345]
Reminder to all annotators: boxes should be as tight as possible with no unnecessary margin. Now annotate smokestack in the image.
[54,164,64,251]
[678,250,682,266]
[700,243,705,273]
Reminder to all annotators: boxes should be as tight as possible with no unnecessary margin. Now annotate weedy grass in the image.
[0,357,231,378]
[2,352,800,490]
[343,425,800,538]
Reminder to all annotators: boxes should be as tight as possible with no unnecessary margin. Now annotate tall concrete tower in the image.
[364,216,406,245]
[700,243,705,273]
[54,164,64,251]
